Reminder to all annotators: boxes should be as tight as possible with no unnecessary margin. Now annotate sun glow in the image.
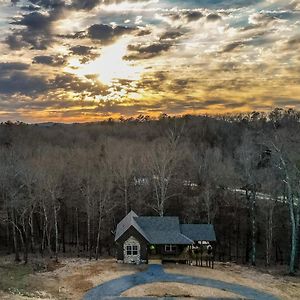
[66,40,143,85]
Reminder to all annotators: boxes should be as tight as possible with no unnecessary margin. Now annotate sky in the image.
[0,0,299,122]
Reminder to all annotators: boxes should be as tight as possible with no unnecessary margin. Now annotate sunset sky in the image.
[0,0,299,122]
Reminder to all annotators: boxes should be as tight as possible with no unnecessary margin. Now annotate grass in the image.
[0,262,36,296]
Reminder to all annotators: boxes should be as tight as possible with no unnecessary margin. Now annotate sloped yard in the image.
[0,255,299,299]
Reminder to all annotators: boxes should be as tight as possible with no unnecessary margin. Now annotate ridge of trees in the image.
[0,108,299,274]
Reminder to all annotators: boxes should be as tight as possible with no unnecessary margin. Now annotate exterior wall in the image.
[123,236,140,264]
[159,244,187,255]
[116,226,148,263]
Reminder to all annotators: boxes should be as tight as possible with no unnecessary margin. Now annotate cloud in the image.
[69,45,99,63]
[11,0,65,9]
[0,71,48,95]
[32,55,67,66]
[248,12,276,25]
[183,11,204,22]
[51,73,109,96]
[71,0,101,10]
[206,13,222,22]
[222,41,244,52]
[87,24,137,44]
[124,42,173,60]
[136,28,152,36]
[159,30,183,41]
[0,62,29,71]
[7,10,63,49]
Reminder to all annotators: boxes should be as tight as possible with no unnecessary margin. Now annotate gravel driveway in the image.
[82,264,279,300]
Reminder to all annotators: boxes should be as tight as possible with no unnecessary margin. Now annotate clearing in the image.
[0,255,299,299]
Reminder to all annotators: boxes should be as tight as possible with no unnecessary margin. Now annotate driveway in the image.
[83,264,279,300]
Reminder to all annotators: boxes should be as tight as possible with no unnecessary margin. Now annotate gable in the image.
[116,225,149,246]
[115,210,150,242]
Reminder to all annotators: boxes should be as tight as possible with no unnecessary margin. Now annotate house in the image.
[114,210,216,264]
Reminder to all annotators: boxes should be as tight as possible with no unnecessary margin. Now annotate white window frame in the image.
[126,245,138,256]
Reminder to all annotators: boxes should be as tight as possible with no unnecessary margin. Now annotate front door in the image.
[124,236,140,264]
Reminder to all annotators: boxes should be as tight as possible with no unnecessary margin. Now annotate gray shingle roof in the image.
[135,217,193,244]
[114,210,150,242]
[115,211,216,244]
[180,224,216,242]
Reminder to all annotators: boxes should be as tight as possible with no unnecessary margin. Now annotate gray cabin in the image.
[114,211,216,264]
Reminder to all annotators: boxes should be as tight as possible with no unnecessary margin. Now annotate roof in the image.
[135,217,193,244]
[115,211,216,244]
[180,224,216,242]
[114,210,150,242]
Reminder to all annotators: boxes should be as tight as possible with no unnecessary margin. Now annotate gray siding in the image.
[116,225,148,262]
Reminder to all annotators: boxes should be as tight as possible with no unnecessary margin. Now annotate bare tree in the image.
[269,127,300,274]
[144,127,183,216]
[236,130,260,266]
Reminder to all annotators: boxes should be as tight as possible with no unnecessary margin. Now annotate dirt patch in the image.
[122,282,243,298]
[164,262,300,300]
[0,256,146,300]
[1,256,299,300]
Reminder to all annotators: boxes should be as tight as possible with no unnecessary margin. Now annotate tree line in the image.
[0,108,299,274]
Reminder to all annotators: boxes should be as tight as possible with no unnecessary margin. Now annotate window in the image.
[126,245,138,256]
[132,245,138,255]
[165,244,177,252]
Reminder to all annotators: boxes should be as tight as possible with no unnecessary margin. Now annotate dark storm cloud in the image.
[32,55,67,66]
[124,42,173,60]
[206,13,222,22]
[69,45,95,55]
[4,34,27,50]
[51,73,109,96]
[183,11,204,22]
[87,24,137,44]
[0,62,30,72]
[71,0,101,10]
[159,31,183,41]
[69,45,99,63]
[159,10,204,24]
[0,71,48,95]
[8,9,63,49]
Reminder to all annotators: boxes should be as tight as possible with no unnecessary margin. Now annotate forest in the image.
[0,108,299,275]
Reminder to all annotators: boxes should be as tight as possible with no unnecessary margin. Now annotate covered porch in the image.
[147,243,214,268]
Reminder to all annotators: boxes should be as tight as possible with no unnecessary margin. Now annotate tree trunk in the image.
[95,212,102,260]
[250,191,256,266]
[43,204,52,257]
[87,211,92,260]
[12,209,20,262]
[53,203,59,262]
[294,199,299,270]
[124,183,128,215]
[266,204,274,267]
[29,210,35,253]
[285,176,296,274]
[76,208,80,257]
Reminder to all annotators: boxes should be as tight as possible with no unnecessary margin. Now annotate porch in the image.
[148,245,214,268]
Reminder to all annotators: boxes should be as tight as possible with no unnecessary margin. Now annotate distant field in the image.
[0,255,299,299]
